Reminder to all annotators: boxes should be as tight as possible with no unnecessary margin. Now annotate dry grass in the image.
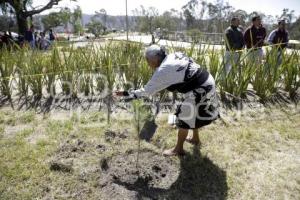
[0,106,299,200]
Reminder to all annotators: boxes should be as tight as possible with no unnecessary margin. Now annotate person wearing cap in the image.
[243,16,267,64]
[267,20,289,66]
[115,45,219,156]
[224,17,244,74]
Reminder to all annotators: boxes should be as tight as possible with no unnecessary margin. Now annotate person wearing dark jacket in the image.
[267,19,289,66]
[243,16,266,64]
[224,17,244,74]
[267,19,289,48]
[49,29,56,42]
[24,25,35,48]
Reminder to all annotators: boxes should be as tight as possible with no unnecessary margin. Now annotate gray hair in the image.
[145,45,167,60]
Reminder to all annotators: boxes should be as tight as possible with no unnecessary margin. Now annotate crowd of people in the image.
[224,16,289,74]
[0,25,56,50]
[24,25,56,50]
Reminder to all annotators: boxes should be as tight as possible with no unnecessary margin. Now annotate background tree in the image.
[71,6,83,35]
[132,6,159,33]
[182,0,207,30]
[59,7,72,33]
[0,8,17,32]
[154,10,180,32]
[183,9,196,30]
[41,7,71,32]
[279,8,295,23]
[94,9,107,33]
[0,0,76,35]
[86,19,105,37]
[289,16,300,40]
[233,9,248,26]
[42,12,63,30]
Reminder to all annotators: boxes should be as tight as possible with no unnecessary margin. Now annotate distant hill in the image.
[82,14,137,30]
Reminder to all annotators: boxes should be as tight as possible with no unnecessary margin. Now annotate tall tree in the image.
[182,0,208,29]
[42,11,63,30]
[233,9,248,26]
[95,9,108,33]
[289,17,300,39]
[86,19,105,37]
[132,6,159,33]
[279,8,295,23]
[0,0,76,35]
[71,6,83,35]
[60,7,72,32]
[183,9,196,30]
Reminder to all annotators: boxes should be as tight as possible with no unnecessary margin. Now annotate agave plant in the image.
[96,44,117,123]
[193,43,210,69]
[0,39,299,107]
[282,50,300,99]
[15,47,30,97]
[92,45,107,95]
[207,47,223,84]
[119,42,146,90]
[0,47,16,101]
[218,51,256,99]
[59,46,79,98]
[45,46,61,96]
[252,47,283,100]
[26,51,47,98]
[76,47,95,96]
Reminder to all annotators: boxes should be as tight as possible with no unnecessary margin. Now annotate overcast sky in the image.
[32,0,300,17]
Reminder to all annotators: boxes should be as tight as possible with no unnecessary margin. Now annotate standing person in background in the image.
[267,19,289,66]
[38,32,51,50]
[224,17,244,74]
[25,25,35,49]
[49,29,56,43]
[34,31,40,48]
[243,16,267,64]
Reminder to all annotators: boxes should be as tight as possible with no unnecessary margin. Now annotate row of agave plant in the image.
[0,41,299,105]
[0,42,151,100]
[183,43,300,102]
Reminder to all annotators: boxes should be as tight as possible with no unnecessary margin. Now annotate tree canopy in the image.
[0,0,76,34]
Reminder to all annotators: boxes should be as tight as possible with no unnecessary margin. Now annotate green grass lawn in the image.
[0,106,299,200]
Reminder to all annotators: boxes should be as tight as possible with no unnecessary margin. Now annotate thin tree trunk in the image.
[16,13,28,36]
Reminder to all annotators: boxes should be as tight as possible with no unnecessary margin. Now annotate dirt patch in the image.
[46,133,228,200]
[48,138,92,175]
[53,138,89,159]
[96,144,106,152]
[97,149,228,200]
[104,129,129,142]
[99,150,180,200]
[49,160,73,173]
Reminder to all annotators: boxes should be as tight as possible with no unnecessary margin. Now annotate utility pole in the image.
[126,0,129,41]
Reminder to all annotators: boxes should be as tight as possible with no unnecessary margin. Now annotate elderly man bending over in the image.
[116,45,219,156]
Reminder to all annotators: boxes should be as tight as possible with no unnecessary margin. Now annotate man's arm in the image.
[283,31,289,48]
[267,30,276,44]
[243,28,251,48]
[131,65,184,98]
[285,31,289,43]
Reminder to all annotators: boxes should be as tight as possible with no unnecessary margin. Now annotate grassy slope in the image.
[0,106,299,200]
